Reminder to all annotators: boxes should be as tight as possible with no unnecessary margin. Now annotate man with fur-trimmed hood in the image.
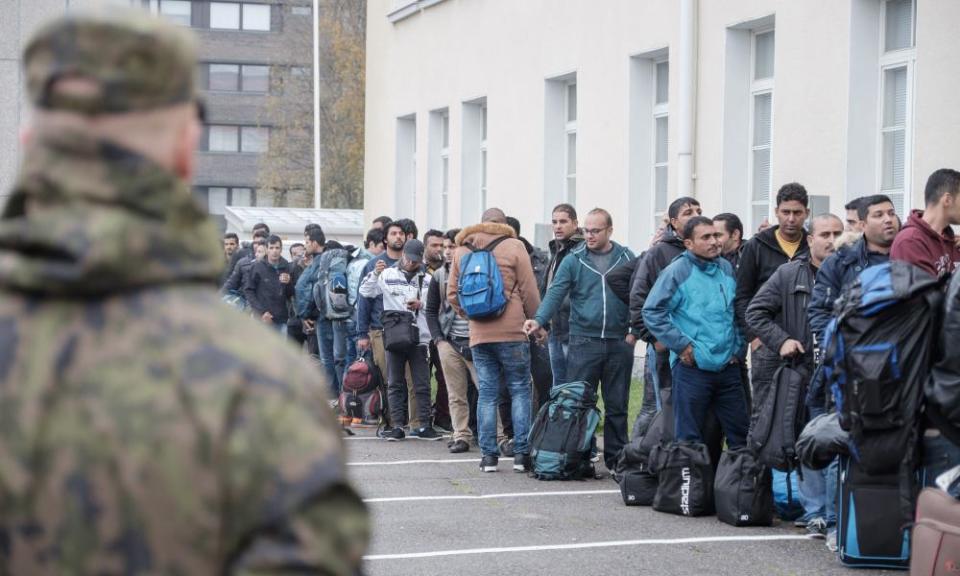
[448,208,541,474]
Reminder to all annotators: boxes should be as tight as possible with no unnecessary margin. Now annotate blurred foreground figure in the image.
[0,11,368,575]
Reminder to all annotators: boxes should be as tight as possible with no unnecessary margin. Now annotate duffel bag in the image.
[652,441,715,517]
[714,448,773,527]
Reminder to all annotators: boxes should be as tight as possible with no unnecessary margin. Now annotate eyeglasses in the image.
[583,227,609,236]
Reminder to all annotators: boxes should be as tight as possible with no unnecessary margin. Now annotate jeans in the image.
[808,406,838,528]
[672,362,749,449]
[923,432,960,487]
[317,318,340,397]
[386,344,432,428]
[331,318,353,385]
[566,335,634,470]
[472,342,532,457]
[548,331,569,388]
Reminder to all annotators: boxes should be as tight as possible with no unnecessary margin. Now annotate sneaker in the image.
[826,530,838,552]
[793,518,809,528]
[379,427,405,441]
[806,518,827,539]
[406,426,419,438]
[414,427,444,441]
[480,455,499,473]
[498,438,515,458]
[433,420,453,433]
[328,399,340,411]
[449,439,470,454]
[513,453,531,473]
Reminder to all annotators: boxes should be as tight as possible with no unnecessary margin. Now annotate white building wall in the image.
[365,0,960,244]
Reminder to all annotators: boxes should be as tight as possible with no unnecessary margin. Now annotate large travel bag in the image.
[652,441,715,517]
[528,381,601,480]
[714,448,773,527]
[911,487,960,576]
[838,456,911,569]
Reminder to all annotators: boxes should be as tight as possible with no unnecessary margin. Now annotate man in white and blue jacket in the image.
[525,208,636,470]
[643,216,749,449]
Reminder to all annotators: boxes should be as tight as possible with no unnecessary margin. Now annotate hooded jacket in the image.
[448,222,541,346]
[643,251,745,372]
[735,225,810,341]
[244,256,294,323]
[541,232,585,340]
[628,226,685,342]
[359,263,432,346]
[535,241,635,340]
[0,125,367,573]
[891,209,960,279]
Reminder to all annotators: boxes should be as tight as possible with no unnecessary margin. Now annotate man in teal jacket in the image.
[643,216,749,448]
[525,208,636,470]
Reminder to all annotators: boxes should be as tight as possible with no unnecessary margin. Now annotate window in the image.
[208,126,239,152]
[480,104,488,212]
[206,64,269,92]
[749,29,775,229]
[428,109,449,228]
[149,0,192,26]
[241,65,270,92]
[441,112,450,228]
[210,3,271,31]
[199,186,253,215]
[460,99,486,225]
[879,0,915,215]
[653,60,669,227]
[565,81,577,205]
[395,115,417,218]
[241,127,269,153]
[206,125,269,153]
[291,6,312,16]
[209,64,239,91]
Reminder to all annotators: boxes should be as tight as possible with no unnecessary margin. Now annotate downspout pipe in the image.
[677,0,697,198]
[313,0,322,208]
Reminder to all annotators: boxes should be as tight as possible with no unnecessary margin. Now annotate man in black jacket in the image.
[736,182,811,405]
[714,213,745,270]
[541,203,584,389]
[628,196,701,436]
[245,235,294,333]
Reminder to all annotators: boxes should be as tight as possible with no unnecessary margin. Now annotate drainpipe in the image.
[677,0,697,198]
[313,0,322,208]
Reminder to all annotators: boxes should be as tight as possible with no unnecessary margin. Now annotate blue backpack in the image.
[458,236,510,319]
[528,381,601,480]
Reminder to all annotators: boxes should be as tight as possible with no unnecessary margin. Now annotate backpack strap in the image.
[466,235,510,254]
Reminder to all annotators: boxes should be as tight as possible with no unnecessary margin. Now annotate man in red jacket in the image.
[891,168,960,279]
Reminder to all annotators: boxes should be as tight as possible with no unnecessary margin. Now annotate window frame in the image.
[563,80,577,206]
[209,2,271,31]
[480,103,488,213]
[748,26,775,231]
[440,111,450,229]
[652,58,669,228]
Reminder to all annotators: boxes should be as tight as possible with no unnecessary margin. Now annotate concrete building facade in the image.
[363,0,960,248]
[0,0,315,229]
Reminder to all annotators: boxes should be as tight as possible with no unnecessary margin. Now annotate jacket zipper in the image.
[577,248,628,339]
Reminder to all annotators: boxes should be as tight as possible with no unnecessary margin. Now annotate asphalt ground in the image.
[346,428,896,576]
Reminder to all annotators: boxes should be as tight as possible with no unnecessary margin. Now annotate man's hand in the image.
[279,272,291,284]
[779,339,805,359]
[406,298,422,311]
[680,344,696,366]
[357,337,370,352]
[261,311,273,324]
[523,319,541,336]
[653,341,667,353]
[750,338,763,352]
[625,334,637,346]
[532,327,548,345]
[375,259,386,275]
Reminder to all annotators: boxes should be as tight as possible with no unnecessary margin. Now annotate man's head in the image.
[396,218,418,240]
[252,239,267,261]
[252,222,270,236]
[924,168,960,225]
[583,208,614,252]
[289,242,305,260]
[304,226,326,255]
[844,198,865,232]
[682,216,721,260]
[443,229,460,264]
[365,228,385,256]
[252,229,269,244]
[481,207,507,224]
[423,229,445,267]
[807,214,844,266]
[712,213,743,255]
[383,221,406,253]
[23,12,202,180]
[774,183,810,240]
[400,239,424,273]
[372,215,392,230]
[506,217,522,239]
[223,233,239,258]
[858,195,900,250]
[668,197,702,235]
[266,235,282,264]
[551,203,579,241]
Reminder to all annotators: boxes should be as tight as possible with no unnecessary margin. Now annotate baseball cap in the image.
[402,239,424,264]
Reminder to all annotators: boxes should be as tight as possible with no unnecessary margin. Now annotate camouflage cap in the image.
[24,10,198,115]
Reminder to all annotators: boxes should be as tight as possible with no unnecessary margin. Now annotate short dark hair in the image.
[668,196,700,220]
[304,223,322,235]
[506,217,521,237]
[712,213,743,240]
[383,221,404,243]
[587,208,613,227]
[266,235,282,246]
[253,222,270,234]
[552,203,578,221]
[325,240,343,250]
[252,238,267,248]
[444,228,461,243]
[289,242,304,252]
[306,227,326,245]
[776,182,809,208]
[924,168,960,207]
[396,218,418,239]
[682,216,716,240]
[252,229,269,241]
[224,232,239,242]
[424,229,445,243]
[857,194,894,220]
[365,228,384,248]
[844,198,864,212]
[373,215,392,227]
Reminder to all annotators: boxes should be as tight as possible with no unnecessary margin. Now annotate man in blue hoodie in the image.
[643,216,749,448]
[525,208,636,470]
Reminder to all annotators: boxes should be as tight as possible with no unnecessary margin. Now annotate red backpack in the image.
[339,354,384,426]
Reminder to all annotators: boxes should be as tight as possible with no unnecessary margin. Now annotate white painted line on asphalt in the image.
[364,489,619,503]
[364,534,816,561]
[343,436,384,440]
[347,458,480,466]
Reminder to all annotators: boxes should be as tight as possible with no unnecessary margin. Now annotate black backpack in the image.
[714,448,774,527]
[528,381,602,480]
[651,441,715,517]
[615,388,673,506]
[747,360,810,472]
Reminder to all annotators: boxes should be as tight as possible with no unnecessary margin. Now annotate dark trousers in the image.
[672,362,749,450]
[566,335,634,470]
[429,340,451,428]
[386,344,431,428]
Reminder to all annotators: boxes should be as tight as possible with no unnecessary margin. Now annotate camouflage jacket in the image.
[0,126,368,574]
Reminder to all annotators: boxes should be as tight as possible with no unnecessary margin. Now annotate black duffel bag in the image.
[652,441,714,517]
[714,448,773,527]
[615,441,658,506]
[381,310,420,352]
